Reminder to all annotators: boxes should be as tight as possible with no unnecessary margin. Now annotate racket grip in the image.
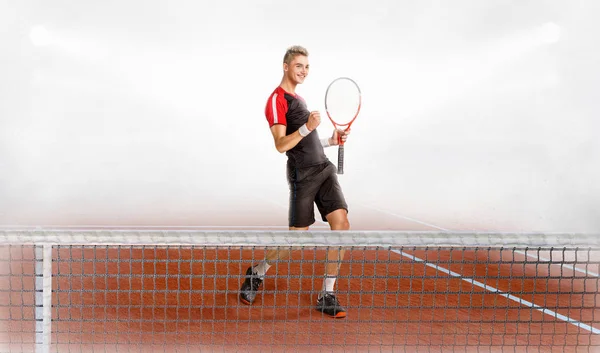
[337,145,344,174]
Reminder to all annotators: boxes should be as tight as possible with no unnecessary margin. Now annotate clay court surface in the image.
[1,202,598,352]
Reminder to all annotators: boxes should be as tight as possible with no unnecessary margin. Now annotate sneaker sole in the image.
[332,311,346,319]
[239,296,252,305]
[317,309,347,318]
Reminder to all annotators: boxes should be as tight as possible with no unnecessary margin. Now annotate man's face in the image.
[284,55,309,85]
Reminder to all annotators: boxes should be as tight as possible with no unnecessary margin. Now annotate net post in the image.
[35,244,52,353]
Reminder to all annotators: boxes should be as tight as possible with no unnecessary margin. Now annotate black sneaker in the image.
[316,292,347,318]
[239,266,263,305]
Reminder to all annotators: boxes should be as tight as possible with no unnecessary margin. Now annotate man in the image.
[238,45,351,318]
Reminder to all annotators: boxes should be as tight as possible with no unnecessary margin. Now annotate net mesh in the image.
[0,230,599,352]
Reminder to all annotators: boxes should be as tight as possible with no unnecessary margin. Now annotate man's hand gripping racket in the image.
[324,77,362,174]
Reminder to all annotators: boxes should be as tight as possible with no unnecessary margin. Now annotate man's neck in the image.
[279,77,297,95]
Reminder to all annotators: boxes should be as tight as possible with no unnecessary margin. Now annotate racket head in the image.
[324,77,361,175]
[324,77,362,129]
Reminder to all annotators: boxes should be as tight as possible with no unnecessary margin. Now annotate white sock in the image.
[320,277,336,298]
[253,261,271,278]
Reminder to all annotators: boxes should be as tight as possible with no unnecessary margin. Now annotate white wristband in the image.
[298,123,311,137]
[320,137,330,147]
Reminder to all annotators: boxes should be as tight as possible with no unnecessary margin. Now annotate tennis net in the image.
[0,229,599,352]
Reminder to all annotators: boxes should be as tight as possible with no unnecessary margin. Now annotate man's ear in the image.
[283,62,288,72]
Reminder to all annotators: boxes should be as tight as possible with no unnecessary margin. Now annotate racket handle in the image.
[337,145,344,174]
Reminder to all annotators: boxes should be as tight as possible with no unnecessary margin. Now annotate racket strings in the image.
[325,79,361,125]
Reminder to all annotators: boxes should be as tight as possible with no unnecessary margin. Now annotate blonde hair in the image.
[283,45,309,64]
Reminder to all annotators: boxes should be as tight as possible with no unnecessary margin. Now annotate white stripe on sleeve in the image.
[271,93,278,124]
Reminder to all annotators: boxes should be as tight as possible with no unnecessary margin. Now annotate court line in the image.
[392,249,600,334]
[359,204,449,231]
[361,203,600,277]
[361,203,600,334]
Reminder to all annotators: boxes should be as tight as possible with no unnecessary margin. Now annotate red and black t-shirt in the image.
[265,86,328,169]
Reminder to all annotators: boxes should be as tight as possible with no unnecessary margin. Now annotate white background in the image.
[1,0,598,231]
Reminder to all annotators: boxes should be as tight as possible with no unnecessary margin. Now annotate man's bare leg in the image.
[315,209,350,318]
[262,226,308,267]
[239,226,308,304]
[322,209,349,292]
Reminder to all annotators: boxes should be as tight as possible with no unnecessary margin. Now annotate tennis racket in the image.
[324,77,362,174]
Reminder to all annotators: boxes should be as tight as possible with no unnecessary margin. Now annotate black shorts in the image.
[286,160,348,228]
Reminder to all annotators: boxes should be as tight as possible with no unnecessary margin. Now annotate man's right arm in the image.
[270,125,304,153]
[270,111,321,153]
